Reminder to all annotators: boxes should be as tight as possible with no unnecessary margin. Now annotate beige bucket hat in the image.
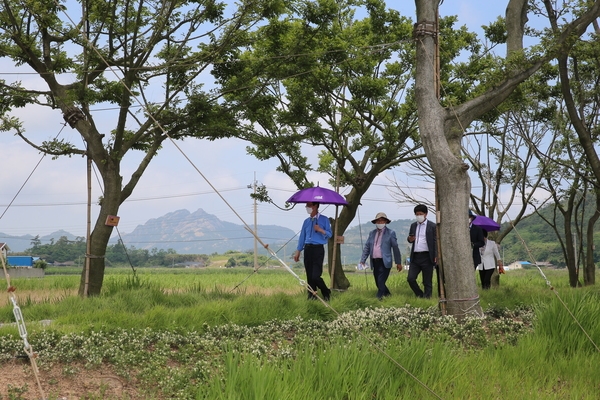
[371,212,391,224]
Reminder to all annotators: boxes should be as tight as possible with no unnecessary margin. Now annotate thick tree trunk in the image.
[326,206,354,291]
[506,0,528,54]
[324,185,372,290]
[327,241,349,290]
[80,225,113,296]
[490,268,500,288]
[415,0,482,320]
[78,162,122,296]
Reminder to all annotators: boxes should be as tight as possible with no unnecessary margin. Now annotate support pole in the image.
[253,172,258,271]
[330,168,341,289]
[84,154,92,297]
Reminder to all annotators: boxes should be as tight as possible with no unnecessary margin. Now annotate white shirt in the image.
[414,221,429,252]
[477,239,501,271]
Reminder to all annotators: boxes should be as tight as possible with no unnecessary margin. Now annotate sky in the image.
[0,1,511,245]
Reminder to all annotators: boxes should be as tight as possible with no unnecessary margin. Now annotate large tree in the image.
[213,0,479,289]
[0,0,271,295]
[414,0,600,318]
[547,2,600,285]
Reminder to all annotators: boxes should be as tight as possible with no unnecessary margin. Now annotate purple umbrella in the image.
[472,215,501,231]
[287,185,348,206]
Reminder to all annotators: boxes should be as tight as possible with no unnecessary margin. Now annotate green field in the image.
[0,267,599,399]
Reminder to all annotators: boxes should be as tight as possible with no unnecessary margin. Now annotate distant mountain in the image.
[115,209,417,260]
[114,208,417,260]
[1,203,589,267]
[113,208,297,255]
[0,230,81,252]
[1,209,417,260]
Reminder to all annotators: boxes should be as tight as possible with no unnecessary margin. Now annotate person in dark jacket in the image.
[406,204,437,298]
[469,210,485,269]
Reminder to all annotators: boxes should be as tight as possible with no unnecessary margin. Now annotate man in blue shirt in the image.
[293,202,332,301]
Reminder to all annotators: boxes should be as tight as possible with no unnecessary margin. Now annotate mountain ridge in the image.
[1,208,415,262]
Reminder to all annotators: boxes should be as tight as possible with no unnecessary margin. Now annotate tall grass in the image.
[1,268,592,333]
[196,339,462,399]
[0,267,598,399]
[193,289,600,399]
[196,332,600,399]
[533,290,600,355]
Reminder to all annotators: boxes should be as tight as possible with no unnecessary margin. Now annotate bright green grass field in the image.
[0,267,598,399]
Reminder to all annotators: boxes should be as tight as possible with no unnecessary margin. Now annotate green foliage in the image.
[483,17,508,44]
[24,236,87,264]
[5,384,28,400]
[21,237,210,267]
[32,259,47,270]
[214,0,423,193]
[500,196,600,266]
[225,257,237,268]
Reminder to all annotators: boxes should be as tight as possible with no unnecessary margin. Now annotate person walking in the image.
[469,210,485,269]
[359,212,402,300]
[477,230,503,289]
[293,202,332,301]
[407,204,437,298]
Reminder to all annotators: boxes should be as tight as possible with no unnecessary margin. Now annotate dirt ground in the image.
[0,359,142,400]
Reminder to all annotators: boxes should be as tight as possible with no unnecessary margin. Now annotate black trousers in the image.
[372,258,391,299]
[407,252,434,298]
[303,244,330,299]
[479,268,494,290]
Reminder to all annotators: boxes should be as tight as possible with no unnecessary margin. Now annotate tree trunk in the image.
[490,268,500,288]
[415,0,483,320]
[78,161,122,296]
[584,189,600,285]
[562,195,581,288]
[325,207,355,291]
[506,0,528,54]
[324,185,373,290]
[327,241,350,290]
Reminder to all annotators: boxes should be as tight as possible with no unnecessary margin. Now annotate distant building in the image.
[535,261,555,268]
[0,243,9,260]
[507,261,533,270]
[7,256,35,268]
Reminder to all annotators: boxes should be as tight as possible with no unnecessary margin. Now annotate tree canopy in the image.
[0,0,275,294]
[213,0,483,289]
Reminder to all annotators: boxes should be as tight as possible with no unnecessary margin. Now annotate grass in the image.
[0,267,598,399]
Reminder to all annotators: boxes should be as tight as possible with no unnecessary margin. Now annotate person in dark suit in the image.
[469,210,485,269]
[359,212,402,300]
[406,204,437,298]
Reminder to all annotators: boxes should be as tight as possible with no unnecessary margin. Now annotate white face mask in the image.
[416,215,425,223]
[306,206,313,215]
[376,223,386,230]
